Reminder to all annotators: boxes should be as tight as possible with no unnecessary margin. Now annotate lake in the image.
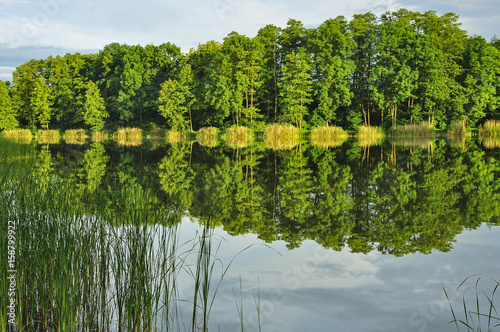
[1,135,500,331]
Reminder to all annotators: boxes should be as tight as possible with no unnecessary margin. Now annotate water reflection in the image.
[1,137,500,331]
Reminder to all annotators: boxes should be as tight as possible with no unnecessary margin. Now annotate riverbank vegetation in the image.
[1,10,500,138]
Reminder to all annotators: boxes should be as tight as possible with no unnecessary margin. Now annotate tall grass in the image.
[197,127,218,147]
[389,122,434,137]
[479,120,500,137]
[310,125,348,148]
[222,126,254,148]
[37,129,61,144]
[167,130,182,144]
[444,275,500,331]
[92,130,109,142]
[114,127,143,146]
[0,155,262,331]
[263,124,300,150]
[480,137,500,149]
[64,129,88,145]
[357,125,384,138]
[447,122,471,137]
[0,129,33,143]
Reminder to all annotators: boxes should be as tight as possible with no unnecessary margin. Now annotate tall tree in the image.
[83,81,108,132]
[257,24,282,119]
[349,12,378,127]
[31,76,52,129]
[455,36,500,127]
[0,80,18,130]
[157,61,195,133]
[279,52,312,129]
[308,16,355,126]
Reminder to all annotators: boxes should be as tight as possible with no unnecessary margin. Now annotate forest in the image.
[1,9,500,133]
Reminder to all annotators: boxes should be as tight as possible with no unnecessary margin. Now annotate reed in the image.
[0,148,262,332]
[479,137,500,149]
[390,122,434,137]
[444,274,500,331]
[37,129,61,144]
[114,127,143,146]
[0,129,33,142]
[197,127,218,147]
[479,120,500,137]
[64,128,88,145]
[91,130,109,142]
[447,122,471,137]
[357,125,385,138]
[263,124,300,150]
[222,126,254,148]
[310,125,348,148]
[167,130,182,144]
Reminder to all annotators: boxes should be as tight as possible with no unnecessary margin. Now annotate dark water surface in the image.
[1,136,500,331]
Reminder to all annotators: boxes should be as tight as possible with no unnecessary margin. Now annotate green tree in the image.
[256,24,282,119]
[31,77,52,129]
[0,80,18,130]
[308,16,354,126]
[47,53,89,129]
[279,52,312,129]
[456,36,500,126]
[83,81,108,132]
[349,12,378,127]
[158,79,189,132]
[11,59,45,128]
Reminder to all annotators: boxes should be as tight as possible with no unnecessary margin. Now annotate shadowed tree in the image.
[0,80,18,130]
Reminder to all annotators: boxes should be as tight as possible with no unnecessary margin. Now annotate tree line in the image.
[1,9,500,133]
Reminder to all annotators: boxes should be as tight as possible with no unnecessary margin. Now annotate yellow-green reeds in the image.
[357,126,384,147]
[167,130,181,144]
[197,127,218,147]
[263,124,300,150]
[479,120,500,137]
[310,125,348,148]
[0,129,32,143]
[91,130,109,142]
[114,127,143,146]
[357,125,385,138]
[480,137,500,149]
[37,129,61,144]
[391,122,434,137]
[221,126,253,148]
[446,122,471,137]
[63,129,88,145]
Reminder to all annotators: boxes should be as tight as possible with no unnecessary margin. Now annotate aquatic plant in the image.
[0,129,33,142]
[197,127,218,147]
[479,120,500,137]
[389,122,434,137]
[263,124,300,150]
[221,126,254,148]
[64,129,88,145]
[444,274,500,331]
[310,125,348,148]
[37,129,61,144]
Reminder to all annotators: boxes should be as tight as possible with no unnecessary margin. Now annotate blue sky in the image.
[1,0,499,81]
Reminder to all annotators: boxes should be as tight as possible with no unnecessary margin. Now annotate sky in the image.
[1,0,499,82]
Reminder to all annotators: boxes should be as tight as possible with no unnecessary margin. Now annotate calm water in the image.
[1,136,500,331]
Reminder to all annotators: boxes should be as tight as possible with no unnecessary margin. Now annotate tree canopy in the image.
[3,9,500,132]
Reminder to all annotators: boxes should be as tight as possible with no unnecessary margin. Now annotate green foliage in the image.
[6,10,500,133]
[279,52,312,129]
[0,80,18,130]
[31,77,52,129]
[83,81,109,132]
